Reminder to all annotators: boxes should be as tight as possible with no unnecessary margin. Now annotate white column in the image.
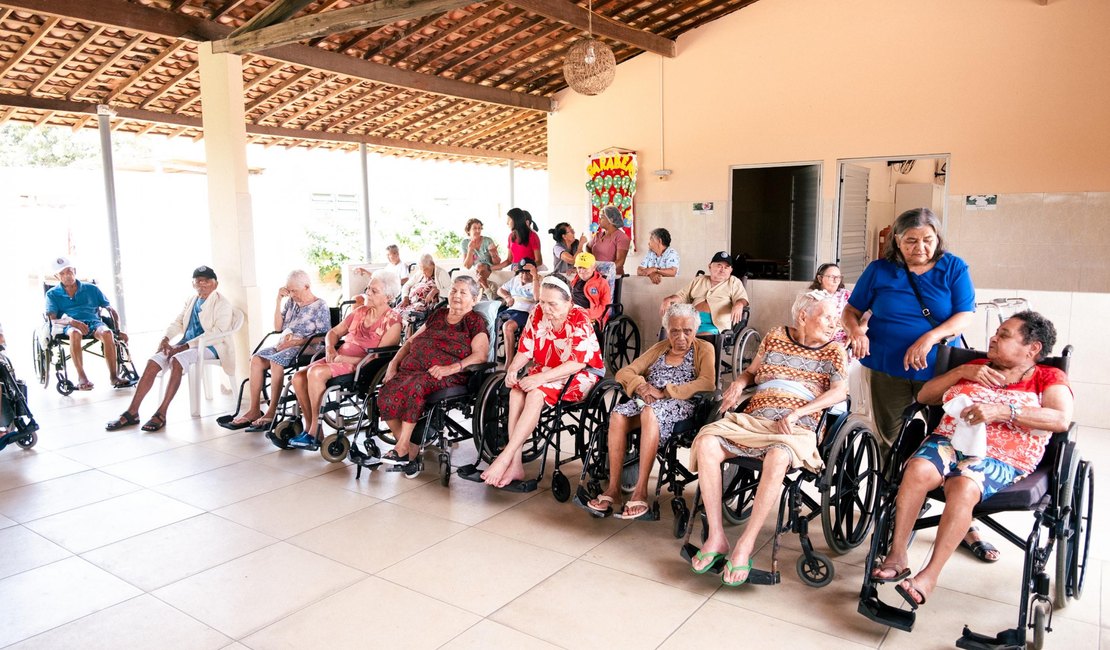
[198,42,259,374]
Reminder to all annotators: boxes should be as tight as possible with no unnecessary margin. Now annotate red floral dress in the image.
[377,308,487,423]
[518,304,604,405]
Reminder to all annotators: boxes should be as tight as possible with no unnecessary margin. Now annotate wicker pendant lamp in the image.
[563,1,615,95]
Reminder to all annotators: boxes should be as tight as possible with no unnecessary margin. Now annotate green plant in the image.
[393,211,461,260]
[303,225,357,283]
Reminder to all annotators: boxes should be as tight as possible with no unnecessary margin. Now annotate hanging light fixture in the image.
[563,0,615,96]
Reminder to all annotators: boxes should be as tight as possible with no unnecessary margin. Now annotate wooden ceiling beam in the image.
[433,16,544,76]
[324,86,407,130]
[26,25,104,95]
[395,3,501,61]
[104,40,185,103]
[0,94,545,163]
[140,62,197,108]
[504,0,675,57]
[415,8,526,72]
[367,12,444,63]
[277,78,362,127]
[299,83,379,129]
[242,59,284,92]
[227,0,316,38]
[245,68,313,112]
[360,95,446,135]
[379,97,466,138]
[67,33,146,100]
[9,0,553,112]
[421,104,504,141]
[468,23,567,82]
[252,73,335,124]
[0,16,60,80]
[214,0,472,55]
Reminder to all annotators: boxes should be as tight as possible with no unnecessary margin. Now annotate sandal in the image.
[871,559,911,584]
[105,411,140,431]
[895,578,928,610]
[380,449,410,466]
[585,495,615,517]
[77,380,94,391]
[141,412,166,432]
[111,378,135,389]
[960,528,999,563]
[245,418,274,432]
[722,558,753,587]
[617,500,653,521]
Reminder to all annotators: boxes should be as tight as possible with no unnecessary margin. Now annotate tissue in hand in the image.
[943,394,987,457]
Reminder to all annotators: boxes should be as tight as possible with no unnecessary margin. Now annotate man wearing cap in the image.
[496,258,541,365]
[661,251,749,335]
[105,266,235,432]
[569,251,611,325]
[44,257,129,390]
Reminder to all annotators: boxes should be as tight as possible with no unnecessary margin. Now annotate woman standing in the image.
[549,222,584,277]
[499,207,543,269]
[585,205,631,281]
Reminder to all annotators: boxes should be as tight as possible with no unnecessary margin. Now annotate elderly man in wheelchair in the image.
[686,290,848,586]
[44,257,133,391]
[866,311,1073,620]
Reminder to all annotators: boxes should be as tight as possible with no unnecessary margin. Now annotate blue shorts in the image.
[502,309,530,330]
[63,319,107,338]
[696,311,719,335]
[911,434,1026,500]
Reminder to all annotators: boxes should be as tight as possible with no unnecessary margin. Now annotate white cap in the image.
[52,256,75,274]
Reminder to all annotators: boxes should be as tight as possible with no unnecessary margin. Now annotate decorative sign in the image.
[965,194,997,211]
[693,202,714,215]
[586,149,636,249]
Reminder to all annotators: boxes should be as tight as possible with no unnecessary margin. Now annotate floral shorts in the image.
[911,434,1026,500]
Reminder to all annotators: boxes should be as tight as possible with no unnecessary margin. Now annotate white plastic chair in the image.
[188,308,245,418]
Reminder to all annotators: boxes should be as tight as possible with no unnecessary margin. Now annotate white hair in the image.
[664,302,699,333]
[286,269,311,289]
[419,253,435,268]
[371,269,401,298]
[791,289,835,323]
[452,275,480,300]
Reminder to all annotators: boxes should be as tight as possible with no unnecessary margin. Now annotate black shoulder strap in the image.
[905,269,940,328]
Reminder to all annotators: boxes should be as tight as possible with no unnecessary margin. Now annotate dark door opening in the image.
[730,164,821,281]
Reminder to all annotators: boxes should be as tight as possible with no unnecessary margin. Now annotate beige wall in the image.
[547,0,1110,286]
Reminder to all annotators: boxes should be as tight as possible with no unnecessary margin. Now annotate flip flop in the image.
[217,415,254,430]
[870,559,911,584]
[581,494,614,518]
[681,543,727,575]
[77,380,94,391]
[722,558,754,587]
[959,538,1000,563]
[111,379,136,389]
[105,411,139,431]
[895,578,928,610]
[245,418,274,432]
[141,413,166,432]
[615,500,653,521]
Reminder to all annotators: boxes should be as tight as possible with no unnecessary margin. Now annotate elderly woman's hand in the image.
[518,374,544,392]
[960,402,1008,426]
[427,363,458,380]
[324,346,338,364]
[962,363,1006,388]
[383,360,398,383]
[903,332,938,372]
[717,381,745,414]
[775,411,800,436]
[505,369,520,389]
[847,331,870,359]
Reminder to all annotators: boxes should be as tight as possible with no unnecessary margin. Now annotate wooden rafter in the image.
[360,95,446,135]
[469,23,568,82]
[244,68,313,112]
[210,0,248,21]
[505,0,675,57]
[0,16,60,80]
[9,0,553,112]
[252,73,335,124]
[394,3,501,62]
[381,97,466,138]
[433,15,545,76]
[416,8,527,73]
[420,103,500,141]
[277,77,362,127]
[366,12,444,64]
[214,0,473,55]
[299,83,380,129]
[26,25,104,95]
[67,32,146,100]
[324,86,407,130]
[104,40,185,103]
[139,61,197,108]
[227,0,316,38]
[243,59,284,92]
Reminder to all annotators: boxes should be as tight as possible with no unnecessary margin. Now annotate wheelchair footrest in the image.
[858,594,915,632]
[746,569,779,586]
[456,464,538,493]
[954,626,1024,650]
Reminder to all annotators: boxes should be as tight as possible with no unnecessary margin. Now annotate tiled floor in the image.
[0,384,1106,649]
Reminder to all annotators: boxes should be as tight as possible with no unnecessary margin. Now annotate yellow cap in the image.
[574,251,596,268]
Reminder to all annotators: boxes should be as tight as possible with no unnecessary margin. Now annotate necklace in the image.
[989,362,1035,389]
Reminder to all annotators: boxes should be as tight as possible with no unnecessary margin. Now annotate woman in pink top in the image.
[499,207,543,269]
[586,205,631,278]
[290,271,402,442]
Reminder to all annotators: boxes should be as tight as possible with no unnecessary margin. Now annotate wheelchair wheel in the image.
[32,337,49,388]
[1056,457,1093,608]
[16,431,38,449]
[620,458,639,494]
[602,315,640,374]
[551,471,571,502]
[581,379,622,454]
[1031,600,1049,650]
[821,417,881,554]
[1054,445,1081,609]
[320,433,350,463]
[721,464,759,525]
[672,498,689,538]
[473,371,511,464]
[358,364,394,445]
[270,419,300,450]
[729,328,761,383]
[439,452,451,487]
[796,551,835,587]
[56,377,74,396]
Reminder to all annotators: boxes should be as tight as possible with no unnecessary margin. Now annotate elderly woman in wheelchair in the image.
[687,290,848,586]
[376,275,490,476]
[284,270,402,449]
[478,275,605,489]
[869,311,1073,612]
[583,302,715,519]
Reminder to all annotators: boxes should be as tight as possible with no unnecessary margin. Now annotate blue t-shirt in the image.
[45,281,109,324]
[181,298,217,356]
[847,253,975,381]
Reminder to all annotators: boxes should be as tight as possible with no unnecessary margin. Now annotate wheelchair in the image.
[33,285,139,395]
[857,346,1092,650]
[597,275,641,375]
[681,396,881,587]
[460,366,622,500]
[349,300,503,483]
[664,272,760,386]
[0,349,39,452]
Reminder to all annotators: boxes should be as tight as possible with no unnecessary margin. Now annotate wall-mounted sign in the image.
[693,202,714,215]
[586,149,636,249]
[965,194,997,211]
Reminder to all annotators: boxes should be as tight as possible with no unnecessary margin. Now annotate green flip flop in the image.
[691,550,726,575]
[722,558,753,587]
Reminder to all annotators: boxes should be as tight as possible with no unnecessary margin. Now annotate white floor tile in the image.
[153,460,305,510]
[386,473,540,525]
[99,444,241,487]
[0,526,71,580]
[0,470,140,523]
[24,490,202,553]
[0,556,142,647]
[660,598,873,649]
[441,620,561,649]
[0,451,91,492]
[54,430,189,467]
[212,480,377,539]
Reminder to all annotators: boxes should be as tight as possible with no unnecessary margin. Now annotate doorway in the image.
[729,163,821,281]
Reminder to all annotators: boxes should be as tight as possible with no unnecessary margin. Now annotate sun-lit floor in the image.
[1,380,1107,649]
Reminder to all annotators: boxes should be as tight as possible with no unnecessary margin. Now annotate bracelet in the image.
[1007,403,1017,424]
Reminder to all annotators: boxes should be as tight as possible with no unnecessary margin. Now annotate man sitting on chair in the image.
[45,256,131,390]
[660,251,749,336]
[105,266,234,432]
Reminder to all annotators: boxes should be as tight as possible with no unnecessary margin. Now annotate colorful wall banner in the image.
[586,149,636,249]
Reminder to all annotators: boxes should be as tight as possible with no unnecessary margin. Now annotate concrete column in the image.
[198,42,258,376]
[96,105,127,328]
[359,142,371,261]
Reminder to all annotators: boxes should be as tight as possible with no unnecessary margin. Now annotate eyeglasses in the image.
[820,274,842,280]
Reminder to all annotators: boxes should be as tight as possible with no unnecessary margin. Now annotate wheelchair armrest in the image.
[351,345,401,382]
[251,331,284,355]
[461,361,495,374]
